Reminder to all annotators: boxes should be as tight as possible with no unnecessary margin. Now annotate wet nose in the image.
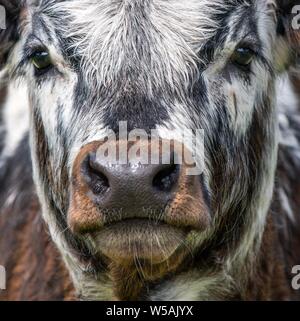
[69,139,210,235]
[80,150,180,214]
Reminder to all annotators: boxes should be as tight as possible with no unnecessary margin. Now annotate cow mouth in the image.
[91,218,189,264]
[69,139,211,268]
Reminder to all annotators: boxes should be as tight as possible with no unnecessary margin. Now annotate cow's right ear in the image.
[0,1,23,68]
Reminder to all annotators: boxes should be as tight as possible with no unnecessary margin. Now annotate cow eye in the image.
[31,51,52,71]
[231,47,255,67]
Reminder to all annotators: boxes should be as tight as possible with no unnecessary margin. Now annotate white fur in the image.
[0,82,29,166]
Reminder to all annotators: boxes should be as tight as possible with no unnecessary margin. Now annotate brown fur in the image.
[0,196,75,301]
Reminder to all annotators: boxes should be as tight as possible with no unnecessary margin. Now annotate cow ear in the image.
[0,1,23,68]
[275,1,300,70]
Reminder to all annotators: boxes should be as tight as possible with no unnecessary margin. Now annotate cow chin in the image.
[92,219,188,265]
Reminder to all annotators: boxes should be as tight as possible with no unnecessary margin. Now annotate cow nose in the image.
[81,151,180,210]
[69,139,210,236]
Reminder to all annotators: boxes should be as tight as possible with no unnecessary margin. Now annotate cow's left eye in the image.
[31,51,52,70]
[231,47,255,67]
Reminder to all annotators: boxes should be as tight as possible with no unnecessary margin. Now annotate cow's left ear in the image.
[275,0,300,70]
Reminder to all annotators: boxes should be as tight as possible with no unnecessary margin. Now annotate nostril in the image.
[152,164,180,192]
[81,154,110,195]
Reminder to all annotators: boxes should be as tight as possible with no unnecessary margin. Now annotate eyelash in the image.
[232,47,265,73]
[16,49,54,77]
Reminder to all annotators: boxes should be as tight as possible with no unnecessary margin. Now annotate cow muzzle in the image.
[68,139,210,265]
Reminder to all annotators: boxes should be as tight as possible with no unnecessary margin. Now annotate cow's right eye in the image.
[231,47,255,68]
[31,51,52,71]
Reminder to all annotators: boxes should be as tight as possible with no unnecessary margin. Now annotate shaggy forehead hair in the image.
[38,0,259,95]
[53,0,220,89]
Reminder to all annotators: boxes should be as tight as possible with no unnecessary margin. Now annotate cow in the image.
[0,0,300,301]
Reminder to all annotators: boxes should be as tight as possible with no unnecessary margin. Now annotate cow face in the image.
[0,0,299,297]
